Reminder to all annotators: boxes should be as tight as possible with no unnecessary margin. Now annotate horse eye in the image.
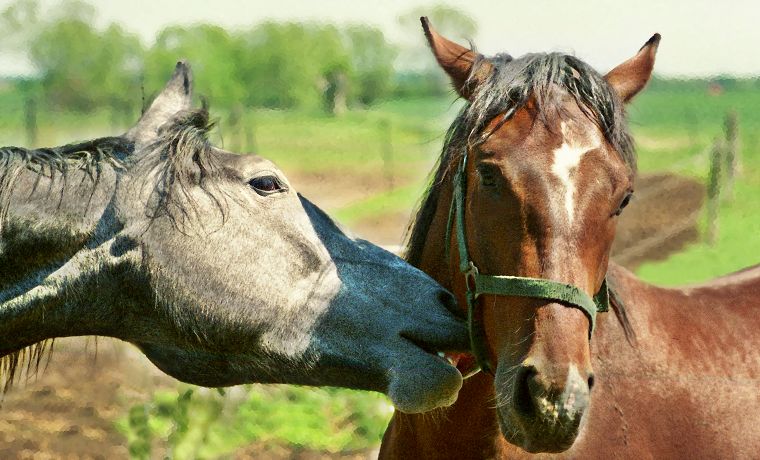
[477,166,498,187]
[249,175,286,196]
[614,192,633,216]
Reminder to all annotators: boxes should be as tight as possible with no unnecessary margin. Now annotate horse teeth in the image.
[436,352,457,366]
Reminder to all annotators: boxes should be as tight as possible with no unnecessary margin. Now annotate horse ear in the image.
[126,60,193,148]
[421,16,491,100]
[605,34,661,102]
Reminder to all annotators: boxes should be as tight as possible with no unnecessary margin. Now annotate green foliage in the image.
[235,386,391,452]
[2,1,399,114]
[118,387,226,459]
[343,26,397,105]
[117,385,392,459]
[1,0,144,113]
[32,21,142,112]
[126,405,153,459]
[626,84,760,285]
[144,24,244,109]
[237,22,349,110]
[395,4,478,96]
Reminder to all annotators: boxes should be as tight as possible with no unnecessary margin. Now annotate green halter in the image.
[446,150,609,375]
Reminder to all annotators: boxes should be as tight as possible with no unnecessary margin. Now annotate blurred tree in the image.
[238,22,350,112]
[2,0,143,119]
[395,4,478,96]
[0,0,40,50]
[343,26,397,105]
[398,4,477,40]
[30,20,142,115]
[144,24,245,110]
[2,0,400,115]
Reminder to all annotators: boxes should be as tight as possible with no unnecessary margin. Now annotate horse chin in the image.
[496,401,581,453]
[387,352,463,413]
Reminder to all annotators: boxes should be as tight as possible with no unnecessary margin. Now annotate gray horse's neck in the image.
[0,141,129,359]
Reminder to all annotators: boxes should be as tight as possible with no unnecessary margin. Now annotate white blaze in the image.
[550,122,599,223]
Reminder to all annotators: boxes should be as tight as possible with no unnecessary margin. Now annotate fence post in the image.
[245,110,256,153]
[722,110,739,203]
[24,96,37,147]
[227,104,243,152]
[705,139,723,245]
[379,119,394,190]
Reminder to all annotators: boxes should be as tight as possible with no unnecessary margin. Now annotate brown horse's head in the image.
[422,19,658,452]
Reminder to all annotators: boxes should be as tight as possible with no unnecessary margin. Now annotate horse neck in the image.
[382,176,501,457]
[411,175,456,289]
[0,160,129,362]
[0,160,120,289]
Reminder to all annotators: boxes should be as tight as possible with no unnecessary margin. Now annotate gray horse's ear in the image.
[421,17,492,100]
[126,60,193,148]
[605,34,661,102]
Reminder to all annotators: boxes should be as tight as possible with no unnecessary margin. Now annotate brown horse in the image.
[380,18,760,458]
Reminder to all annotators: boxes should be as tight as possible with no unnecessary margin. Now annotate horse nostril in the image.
[587,373,595,391]
[514,365,538,416]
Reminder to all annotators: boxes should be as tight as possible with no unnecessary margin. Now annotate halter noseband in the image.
[446,149,609,375]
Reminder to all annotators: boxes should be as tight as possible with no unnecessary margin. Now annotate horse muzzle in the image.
[497,362,591,453]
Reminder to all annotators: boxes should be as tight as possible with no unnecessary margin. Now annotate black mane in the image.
[0,136,132,232]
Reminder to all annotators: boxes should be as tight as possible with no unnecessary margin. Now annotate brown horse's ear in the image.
[605,34,661,102]
[421,16,492,100]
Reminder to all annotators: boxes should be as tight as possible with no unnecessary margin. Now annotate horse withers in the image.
[0,62,469,414]
[381,18,760,458]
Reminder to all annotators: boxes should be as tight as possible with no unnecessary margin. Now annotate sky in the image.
[1,0,759,77]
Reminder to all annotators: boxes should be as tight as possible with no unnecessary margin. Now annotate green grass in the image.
[627,85,760,286]
[116,385,393,459]
[333,181,427,224]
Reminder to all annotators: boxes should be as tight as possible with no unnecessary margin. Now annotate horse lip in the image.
[439,352,479,377]
[496,399,582,453]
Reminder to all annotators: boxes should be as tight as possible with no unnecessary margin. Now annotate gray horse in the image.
[0,62,468,413]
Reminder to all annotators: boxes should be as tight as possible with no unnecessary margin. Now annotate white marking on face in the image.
[550,122,600,223]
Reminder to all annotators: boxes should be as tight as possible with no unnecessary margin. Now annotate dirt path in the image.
[0,338,173,459]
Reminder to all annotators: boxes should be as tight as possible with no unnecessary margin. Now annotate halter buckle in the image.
[464,261,479,294]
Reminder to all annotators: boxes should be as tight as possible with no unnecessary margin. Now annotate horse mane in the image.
[403,50,637,338]
[137,106,230,231]
[0,108,231,393]
[0,136,132,234]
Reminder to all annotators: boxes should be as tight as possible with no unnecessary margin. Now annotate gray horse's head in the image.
[0,62,468,413]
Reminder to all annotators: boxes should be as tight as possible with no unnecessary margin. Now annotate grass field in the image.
[1,81,758,457]
[627,86,760,285]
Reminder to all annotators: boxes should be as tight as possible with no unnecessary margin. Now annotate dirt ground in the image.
[0,173,704,459]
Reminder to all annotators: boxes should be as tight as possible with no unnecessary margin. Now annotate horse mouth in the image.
[496,403,581,453]
[495,384,584,453]
[438,352,479,378]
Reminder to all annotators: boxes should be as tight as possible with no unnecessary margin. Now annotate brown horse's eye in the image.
[249,175,287,196]
[477,166,498,187]
[614,192,633,216]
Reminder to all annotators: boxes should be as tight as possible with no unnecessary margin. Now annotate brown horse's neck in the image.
[381,177,502,459]
[411,176,455,290]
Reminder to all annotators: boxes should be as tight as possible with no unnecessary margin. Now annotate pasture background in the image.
[0,0,758,458]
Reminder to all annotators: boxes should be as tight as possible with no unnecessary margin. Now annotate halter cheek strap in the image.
[448,151,609,375]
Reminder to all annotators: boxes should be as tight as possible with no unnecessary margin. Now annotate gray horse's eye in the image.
[249,175,287,196]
